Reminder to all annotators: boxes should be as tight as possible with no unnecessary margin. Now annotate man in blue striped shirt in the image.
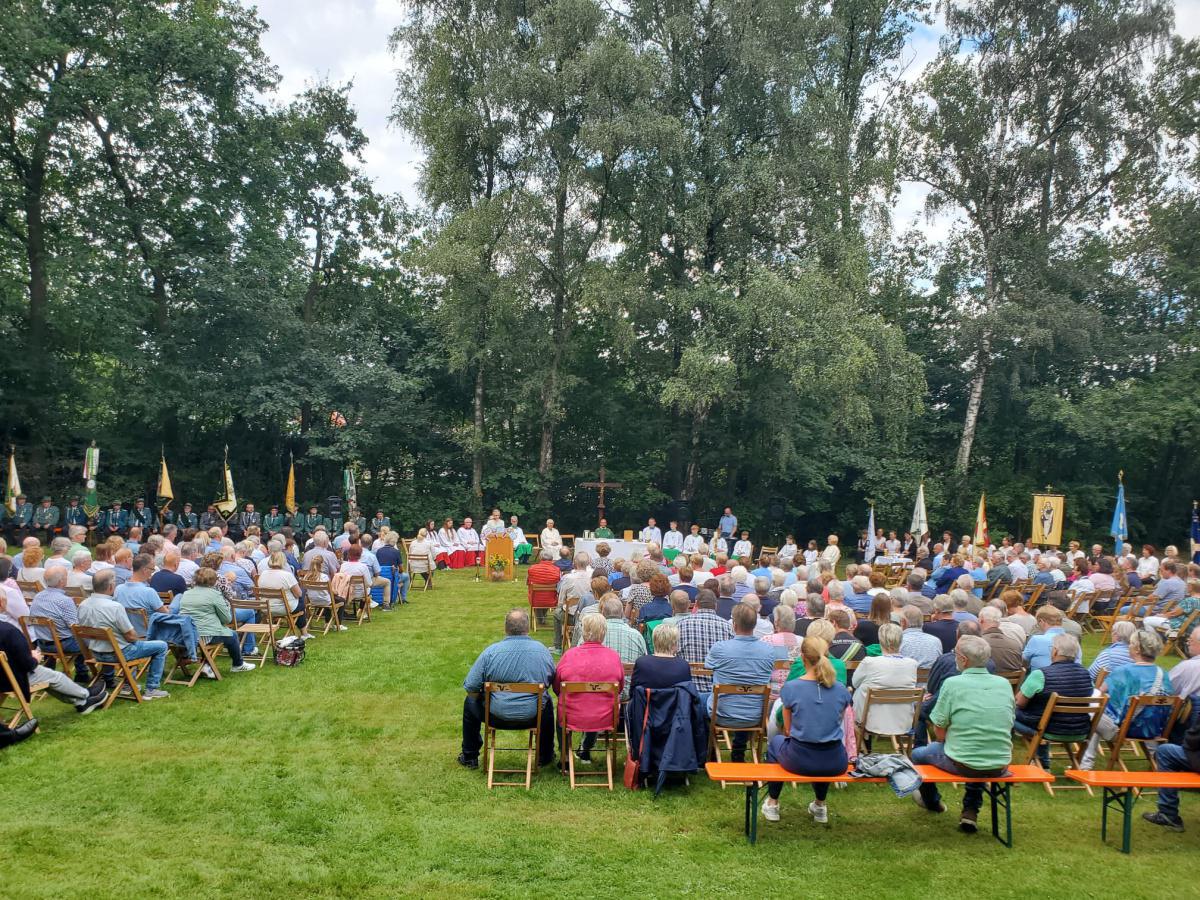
[460,608,556,770]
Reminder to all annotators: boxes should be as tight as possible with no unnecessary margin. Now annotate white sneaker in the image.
[200,664,217,680]
[809,801,828,824]
[370,601,380,609]
[337,625,348,632]
[300,633,315,641]
[231,662,256,673]
[761,799,780,822]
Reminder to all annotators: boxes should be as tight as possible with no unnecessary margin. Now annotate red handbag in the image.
[623,689,652,790]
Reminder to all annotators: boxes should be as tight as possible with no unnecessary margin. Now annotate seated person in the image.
[978,606,1025,673]
[28,566,90,682]
[851,623,919,740]
[899,604,943,668]
[259,550,313,640]
[826,608,865,661]
[113,554,169,637]
[0,618,106,715]
[1142,709,1200,832]
[705,603,788,762]
[950,590,978,623]
[459,608,556,769]
[149,551,188,597]
[1144,575,1200,636]
[1168,629,1200,700]
[1089,620,1136,679]
[1013,633,1093,767]
[912,635,1015,833]
[1080,629,1173,769]
[1022,605,1081,670]
[637,573,673,624]
[76,569,170,700]
[923,596,959,652]
[554,612,624,761]
[759,636,853,826]
[631,623,692,690]
[177,568,257,674]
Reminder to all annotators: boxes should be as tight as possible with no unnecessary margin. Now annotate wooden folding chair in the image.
[70,625,149,707]
[996,670,1025,693]
[228,593,274,666]
[855,687,924,755]
[301,576,345,635]
[156,591,174,606]
[1018,693,1108,795]
[19,615,75,675]
[342,575,371,626]
[1103,695,1186,772]
[559,681,620,790]
[126,607,150,637]
[1094,591,1142,642]
[1162,610,1200,658]
[527,584,558,633]
[0,650,48,728]
[64,586,85,605]
[1022,584,1046,612]
[406,549,435,592]
[16,578,43,604]
[483,682,546,789]
[257,586,303,638]
[709,684,772,767]
[164,639,224,688]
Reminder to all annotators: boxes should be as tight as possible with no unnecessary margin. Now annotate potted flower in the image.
[488,553,509,581]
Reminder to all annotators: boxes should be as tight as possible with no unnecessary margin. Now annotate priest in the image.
[507,515,533,565]
[457,516,484,567]
[594,517,614,539]
[639,517,662,546]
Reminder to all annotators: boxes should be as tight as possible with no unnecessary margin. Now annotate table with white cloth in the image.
[575,539,648,561]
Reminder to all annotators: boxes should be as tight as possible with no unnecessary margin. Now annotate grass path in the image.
[3,571,1196,898]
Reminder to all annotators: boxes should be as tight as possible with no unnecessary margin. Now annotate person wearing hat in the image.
[263,505,286,533]
[232,502,259,540]
[350,507,368,534]
[370,510,390,534]
[297,505,324,541]
[199,503,227,534]
[99,500,127,537]
[32,496,60,542]
[175,502,198,531]
[7,493,33,541]
[129,498,156,533]
[64,497,87,532]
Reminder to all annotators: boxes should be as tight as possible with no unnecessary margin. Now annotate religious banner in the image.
[215,446,238,516]
[83,442,100,519]
[4,448,20,515]
[1031,493,1065,547]
[157,454,175,517]
[285,455,298,516]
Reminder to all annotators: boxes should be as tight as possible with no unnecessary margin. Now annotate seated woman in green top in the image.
[178,567,257,674]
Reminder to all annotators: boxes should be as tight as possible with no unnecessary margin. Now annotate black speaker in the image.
[327,495,343,517]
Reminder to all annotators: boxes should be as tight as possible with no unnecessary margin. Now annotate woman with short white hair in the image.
[850,623,919,741]
[762,605,800,700]
[631,623,691,691]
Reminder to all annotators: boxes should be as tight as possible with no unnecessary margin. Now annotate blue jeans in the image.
[39,636,90,682]
[397,572,411,602]
[912,742,1007,813]
[234,608,257,654]
[1012,713,1050,767]
[1154,743,1192,819]
[98,639,168,690]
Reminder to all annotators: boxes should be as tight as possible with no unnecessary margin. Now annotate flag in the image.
[4,448,20,515]
[215,446,237,516]
[865,505,878,562]
[83,443,100,519]
[285,456,297,516]
[343,467,357,513]
[910,481,928,538]
[157,454,174,515]
[973,493,989,548]
[1109,473,1127,556]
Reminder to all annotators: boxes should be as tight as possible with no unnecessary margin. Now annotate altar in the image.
[575,538,647,562]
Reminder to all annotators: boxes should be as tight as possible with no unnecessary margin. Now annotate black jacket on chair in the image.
[625,682,708,795]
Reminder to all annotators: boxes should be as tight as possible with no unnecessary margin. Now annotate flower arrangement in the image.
[488,554,508,572]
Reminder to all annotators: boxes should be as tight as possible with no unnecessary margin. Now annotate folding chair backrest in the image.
[346,575,369,600]
[559,681,620,731]
[20,615,63,657]
[527,585,558,610]
[712,683,772,730]
[1037,693,1108,737]
[300,577,333,606]
[17,579,42,602]
[861,687,924,734]
[0,650,37,728]
[64,586,85,604]
[1115,694,1183,744]
[483,682,546,730]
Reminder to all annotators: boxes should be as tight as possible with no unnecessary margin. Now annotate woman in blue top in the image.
[761,636,852,825]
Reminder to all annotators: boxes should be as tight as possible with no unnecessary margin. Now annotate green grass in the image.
[3,571,1196,898]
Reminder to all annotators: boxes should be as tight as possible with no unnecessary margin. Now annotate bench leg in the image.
[743,782,760,844]
[1101,786,1136,853]
[986,782,1012,848]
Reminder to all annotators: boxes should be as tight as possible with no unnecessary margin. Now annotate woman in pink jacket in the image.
[554,613,624,763]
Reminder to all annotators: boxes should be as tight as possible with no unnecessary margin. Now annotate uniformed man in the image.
[263,504,287,533]
[64,497,88,531]
[233,502,260,539]
[348,507,367,534]
[370,510,390,534]
[298,504,324,540]
[100,501,128,537]
[129,498,156,533]
[199,504,226,533]
[32,496,60,542]
[7,493,33,541]
[176,502,199,531]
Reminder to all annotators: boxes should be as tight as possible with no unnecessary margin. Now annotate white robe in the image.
[778,543,798,561]
[732,540,753,559]
[662,529,683,551]
[540,528,562,550]
[436,528,462,554]
[480,520,507,541]
[640,526,662,545]
[457,527,483,551]
[682,534,703,553]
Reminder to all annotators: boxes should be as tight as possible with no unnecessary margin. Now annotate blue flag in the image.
[1109,481,1127,555]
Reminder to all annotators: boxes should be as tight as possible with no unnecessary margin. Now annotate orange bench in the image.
[705,762,1054,846]
[1064,768,1200,853]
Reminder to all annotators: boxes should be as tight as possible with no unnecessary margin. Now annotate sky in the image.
[251,0,1200,237]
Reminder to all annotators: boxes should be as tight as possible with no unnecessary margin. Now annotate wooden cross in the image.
[581,465,622,520]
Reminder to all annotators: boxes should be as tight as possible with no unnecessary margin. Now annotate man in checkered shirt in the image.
[678,590,732,691]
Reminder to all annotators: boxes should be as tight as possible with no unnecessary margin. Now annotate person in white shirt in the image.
[803,540,819,566]
[337,544,378,610]
[662,521,683,552]
[822,535,841,567]
[437,519,465,569]
[1137,546,1160,582]
[457,517,483,567]
[778,535,798,562]
[884,531,901,555]
[177,542,200,585]
[257,551,314,639]
[681,524,704,554]
[851,624,919,738]
[540,519,563,556]
[506,516,533,564]
[408,528,437,587]
[732,531,753,560]
[256,539,287,574]
[480,509,507,541]
[640,518,662,546]
[1064,541,1085,567]
[1008,553,1030,581]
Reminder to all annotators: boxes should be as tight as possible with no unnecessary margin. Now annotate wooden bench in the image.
[1064,768,1200,853]
[705,762,1054,847]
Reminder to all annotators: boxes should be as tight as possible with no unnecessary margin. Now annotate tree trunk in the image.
[955,347,988,474]
[472,362,485,505]
[23,178,48,354]
[535,171,569,507]
[682,409,706,499]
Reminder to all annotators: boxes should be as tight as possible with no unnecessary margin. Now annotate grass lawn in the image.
[3,570,1197,898]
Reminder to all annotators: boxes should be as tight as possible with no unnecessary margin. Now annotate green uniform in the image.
[13,502,33,527]
[328,515,343,533]
[176,511,199,530]
[32,504,60,530]
[299,513,324,534]
[352,515,367,533]
[370,516,390,533]
[263,513,287,532]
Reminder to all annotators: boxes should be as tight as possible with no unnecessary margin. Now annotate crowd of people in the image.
[460,534,1200,832]
[0,515,412,748]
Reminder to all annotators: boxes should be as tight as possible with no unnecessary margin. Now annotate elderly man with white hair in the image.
[852,623,919,742]
[1014,632,1093,768]
[66,525,89,562]
[43,537,72,572]
[303,531,340,577]
[67,552,94,592]
[911,634,1015,833]
[28,566,91,682]
[177,541,201,585]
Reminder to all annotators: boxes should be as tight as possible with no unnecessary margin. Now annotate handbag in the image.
[273,635,306,667]
[624,689,652,790]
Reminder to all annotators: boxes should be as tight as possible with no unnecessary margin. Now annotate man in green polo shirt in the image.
[911,634,1014,833]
